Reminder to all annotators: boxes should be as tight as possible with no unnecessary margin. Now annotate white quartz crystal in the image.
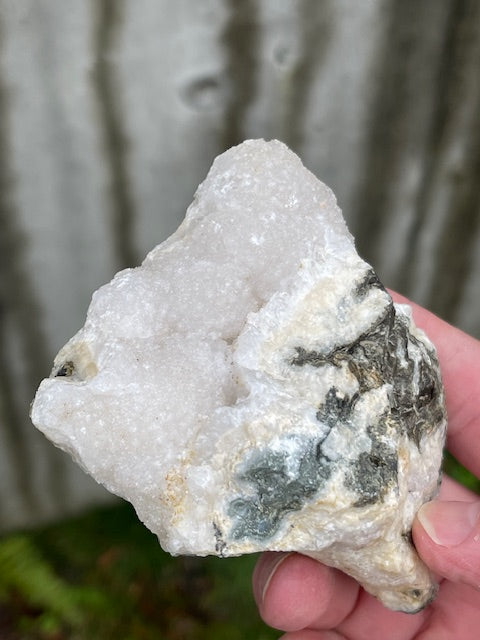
[31,140,447,613]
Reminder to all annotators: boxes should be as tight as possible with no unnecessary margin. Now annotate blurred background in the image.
[0,1,479,637]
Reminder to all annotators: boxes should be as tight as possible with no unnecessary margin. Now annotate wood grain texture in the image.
[0,0,478,530]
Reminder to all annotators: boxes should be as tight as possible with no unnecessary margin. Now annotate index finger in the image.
[392,292,480,479]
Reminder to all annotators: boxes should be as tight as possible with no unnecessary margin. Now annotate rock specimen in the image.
[31,140,447,613]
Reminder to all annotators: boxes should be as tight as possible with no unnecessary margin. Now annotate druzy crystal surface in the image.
[32,140,447,613]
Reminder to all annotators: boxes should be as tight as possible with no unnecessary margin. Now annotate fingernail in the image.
[418,501,480,547]
[254,552,292,603]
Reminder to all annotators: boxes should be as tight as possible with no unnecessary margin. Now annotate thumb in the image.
[413,500,480,589]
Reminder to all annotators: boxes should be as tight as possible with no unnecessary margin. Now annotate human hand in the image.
[252,294,480,639]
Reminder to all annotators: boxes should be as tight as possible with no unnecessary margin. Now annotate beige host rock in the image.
[31,140,447,613]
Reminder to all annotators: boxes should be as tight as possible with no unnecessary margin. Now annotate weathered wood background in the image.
[1,0,479,532]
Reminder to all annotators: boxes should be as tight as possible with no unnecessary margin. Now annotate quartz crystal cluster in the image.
[32,140,447,613]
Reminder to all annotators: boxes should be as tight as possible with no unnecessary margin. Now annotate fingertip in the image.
[413,500,480,589]
[417,500,480,547]
[253,553,358,632]
[253,552,293,607]
[254,553,332,631]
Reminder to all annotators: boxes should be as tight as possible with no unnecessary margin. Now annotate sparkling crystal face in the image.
[31,140,447,613]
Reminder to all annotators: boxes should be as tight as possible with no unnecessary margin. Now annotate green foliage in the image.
[0,503,277,640]
[444,450,480,494]
[0,533,109,638]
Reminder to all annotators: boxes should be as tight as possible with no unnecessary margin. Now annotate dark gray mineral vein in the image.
[346,421,398,507]
[228,276,444,541]
[228,437,332,540]
[292,301,444,447]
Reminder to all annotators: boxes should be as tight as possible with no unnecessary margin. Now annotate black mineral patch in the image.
[400,585,439,613]
[291,346,328,368]
[228,436,332,541]
[213,522,227,556]
[354,268,386,299]
[316,387,359,427]
[291,303,397,394]
[232,282,444,540]
[346,423,398,507]
[54,361,75,377]
[291,301,444,449]
[387,315,444,448]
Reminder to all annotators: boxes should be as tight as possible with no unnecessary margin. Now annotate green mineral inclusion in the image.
[227,275,444,543]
